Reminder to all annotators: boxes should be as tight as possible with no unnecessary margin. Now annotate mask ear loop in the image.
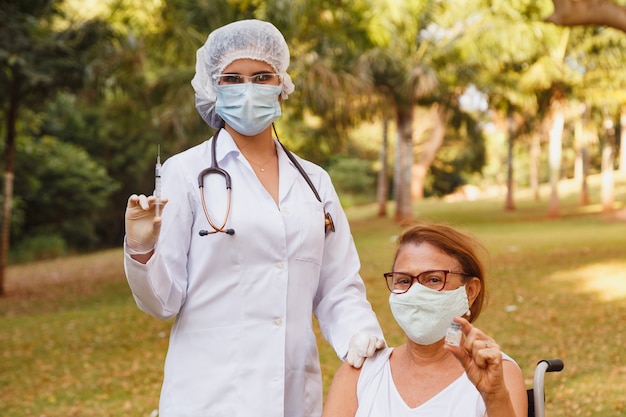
[272,124,335,234]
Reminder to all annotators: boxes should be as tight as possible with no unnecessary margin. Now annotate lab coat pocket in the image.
[293,201,325,264]
[161,325,242,414]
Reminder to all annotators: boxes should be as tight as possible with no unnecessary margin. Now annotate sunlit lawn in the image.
[1,173,625,417]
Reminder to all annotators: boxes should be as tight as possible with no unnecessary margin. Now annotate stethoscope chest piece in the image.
[325,212,335,234]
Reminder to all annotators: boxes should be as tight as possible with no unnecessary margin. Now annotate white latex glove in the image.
[346,333,386,368]
[125,194,167,255]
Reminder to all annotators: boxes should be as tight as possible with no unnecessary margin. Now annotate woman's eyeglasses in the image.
[213,73,282,85]
[383,270,471,293]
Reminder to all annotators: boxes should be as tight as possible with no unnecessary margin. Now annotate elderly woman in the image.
[322,222,527,417]
[123,19,384,417]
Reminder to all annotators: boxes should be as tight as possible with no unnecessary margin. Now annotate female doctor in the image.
[123,19,385,417]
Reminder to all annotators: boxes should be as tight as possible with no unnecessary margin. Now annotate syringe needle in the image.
[155,144,162,217]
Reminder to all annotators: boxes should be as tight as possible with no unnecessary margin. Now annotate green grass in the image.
[2,173,626,416]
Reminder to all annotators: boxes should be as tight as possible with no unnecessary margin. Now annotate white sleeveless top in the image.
[355,348,516,417]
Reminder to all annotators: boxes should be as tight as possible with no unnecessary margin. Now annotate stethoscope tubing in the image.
[197,127,334,236]
[197,129,234,235]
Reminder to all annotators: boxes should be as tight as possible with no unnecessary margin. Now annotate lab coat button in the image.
[282,206,290,215]
[275,262,285,269]
[273,318,282,326]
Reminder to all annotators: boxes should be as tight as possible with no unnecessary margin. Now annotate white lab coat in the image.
[124,130,383,417]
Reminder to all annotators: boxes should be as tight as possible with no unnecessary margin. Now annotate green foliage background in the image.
[1,0,625,260]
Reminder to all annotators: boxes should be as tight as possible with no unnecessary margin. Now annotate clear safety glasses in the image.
[212,73,282,85]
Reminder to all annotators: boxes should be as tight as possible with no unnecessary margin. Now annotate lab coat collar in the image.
[210,129,313,205]
[211,129,240,165]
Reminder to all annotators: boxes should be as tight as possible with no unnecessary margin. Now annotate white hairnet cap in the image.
[191,19,295,129]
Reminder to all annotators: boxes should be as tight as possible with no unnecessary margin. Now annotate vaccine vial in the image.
[445,321,462,346]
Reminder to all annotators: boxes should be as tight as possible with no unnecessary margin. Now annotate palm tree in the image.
[452,1,549,211]
[262,0,380,163]
[358,47,432,221]
[355,0,452,221]
[570,25,626,210]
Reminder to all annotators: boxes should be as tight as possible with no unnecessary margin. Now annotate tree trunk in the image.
[619,106,626,175]
[579,146,590,205]
[529,132,541,201]
[490,109,509,196]
[504,109,516,211]
[0,76,20,296]
[601,145,615,212]
[601,117,616,212]
[547,0,626,33]
[377,116,389,217]
[394,106,414,222]
[411,103,448,201]
[547,97,565,218]
[574,118,583,183]
[574,117,591,205]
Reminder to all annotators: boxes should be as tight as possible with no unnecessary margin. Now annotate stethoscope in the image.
[197,127,335,236]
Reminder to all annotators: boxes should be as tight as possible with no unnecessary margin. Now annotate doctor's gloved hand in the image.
[125,194,168,255]
[346,333,386,368]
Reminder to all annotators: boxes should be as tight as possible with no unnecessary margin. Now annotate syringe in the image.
[155,144,162,217]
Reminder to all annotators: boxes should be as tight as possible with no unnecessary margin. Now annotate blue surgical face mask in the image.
[215,83,282,136]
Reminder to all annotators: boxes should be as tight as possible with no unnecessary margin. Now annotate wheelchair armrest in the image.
[532,358,564,417]
[538,358,564,373]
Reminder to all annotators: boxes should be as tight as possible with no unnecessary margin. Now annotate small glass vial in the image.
[445,321,462,346]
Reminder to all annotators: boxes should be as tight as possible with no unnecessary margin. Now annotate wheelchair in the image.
[527,358,564,417]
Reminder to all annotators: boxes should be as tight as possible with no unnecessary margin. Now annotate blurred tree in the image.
[412,2,493,201]
[142,0,247,152]
[266,0,380,162]
[515,20,575,219]
[442,0,549,211]
[424,110,486,197]
[354,0,441,222]
[0,0,113,295]
[326,155,377,205]
[570,25,626,211]
[13,135,119,248]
